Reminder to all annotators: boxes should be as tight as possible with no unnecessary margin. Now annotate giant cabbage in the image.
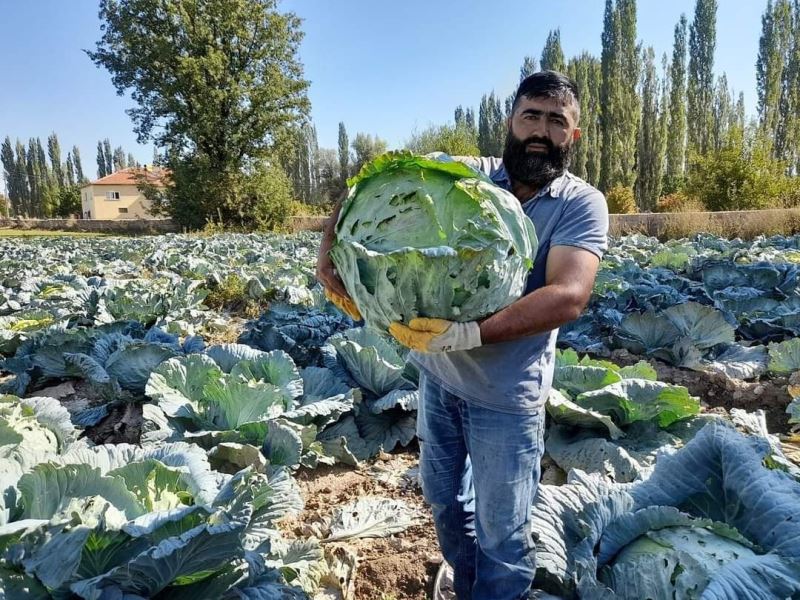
[329,152,538,331]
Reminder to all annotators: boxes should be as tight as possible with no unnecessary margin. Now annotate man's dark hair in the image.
[512,70,580,123]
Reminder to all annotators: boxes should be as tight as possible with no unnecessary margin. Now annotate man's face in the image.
[502,95,581,189]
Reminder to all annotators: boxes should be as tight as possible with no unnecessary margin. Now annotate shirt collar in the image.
[493,165,569,201]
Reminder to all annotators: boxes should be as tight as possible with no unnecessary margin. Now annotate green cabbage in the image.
[329,152,538,331]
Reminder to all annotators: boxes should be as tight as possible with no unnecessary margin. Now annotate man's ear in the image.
[572,128,582,142]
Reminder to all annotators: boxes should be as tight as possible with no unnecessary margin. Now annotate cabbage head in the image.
[329,152,538,332]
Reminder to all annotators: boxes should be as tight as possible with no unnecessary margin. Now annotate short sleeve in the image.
[550,189,609,259]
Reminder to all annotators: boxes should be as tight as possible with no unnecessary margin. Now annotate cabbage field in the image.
[1,232,799,599]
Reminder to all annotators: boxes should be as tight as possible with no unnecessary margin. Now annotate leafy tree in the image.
[777,0,800,171]
[55,185,81,217]
[47,133,64,188]
[567,52,602,185]
[687,128,800,210]
[65,152,76,187]
[635,47,667,211]
[664,14,688,194]
[338,122,349,182]
[113,146,127,171]
[351,133,388,175]
[96,141,107,178]
[88,0,309,229]
[405,123,480,156]
[127,152,138,168]
[687,0,718,155]
[541,29,566,72]
[520,55,538,80]
[103,139,113,174]
[478,92,505,157]
[599,0,640,191]
[71,146,86,182]
[757,0,793,154]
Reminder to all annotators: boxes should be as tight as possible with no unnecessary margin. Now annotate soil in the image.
[285,445,441,600]
[605,349,794,434]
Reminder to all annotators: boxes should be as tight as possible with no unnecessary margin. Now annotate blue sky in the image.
[0,0,766,189]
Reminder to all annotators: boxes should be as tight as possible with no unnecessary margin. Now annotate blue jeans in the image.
[417,372,545,600]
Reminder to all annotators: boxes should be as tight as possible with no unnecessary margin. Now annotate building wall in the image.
[80,184,155,220]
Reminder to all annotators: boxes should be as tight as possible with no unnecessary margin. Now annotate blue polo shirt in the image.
[409,156,609,414]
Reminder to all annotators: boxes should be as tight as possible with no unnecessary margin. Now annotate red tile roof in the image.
[84,167,169,187]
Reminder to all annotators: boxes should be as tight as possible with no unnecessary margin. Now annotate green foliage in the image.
[478,92,505,157]
[599,0,641,192]
[350,132,388,175]
[541,29,566,72]
[687,0,718,155]
[404,123,480,156]
[757,0,793,151]
[606,185,637,214]
[88,0,309,230]
[686,131,800,211]
[567,52,602,186]
[635,47,667,212]
[663,15,688,194]
[55,185,81,218]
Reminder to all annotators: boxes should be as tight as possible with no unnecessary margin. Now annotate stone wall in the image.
[0,218,180,234]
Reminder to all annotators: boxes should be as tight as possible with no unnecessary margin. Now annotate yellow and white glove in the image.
[324,289,362,321]
[388,317,482,353]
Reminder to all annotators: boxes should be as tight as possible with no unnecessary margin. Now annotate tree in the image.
[88,0,309,229]
[14,141,30,216]
[599,0,641,192]
[478,92,505,157]
[663,14,688,194]
[454,105,465,126]
[351,133,387,175]
[687,0,718,155]
[635,47,666,211]
[776,0,800,172]
[47,133,64,189]
[540,29,566,72]
[711,74,734,151]
[113,146,127,171]
[97,141,107,178]
[72,146,86,182]
[337,122,350,183]
[127,152,138,169]
[757,0,793,154]
[567,52,602,185]
[520,55,538,80]
[405,123,480,156]
[464,107,476,132]
[283,121,319,203]
[1,137,21,215]
[65,152,76,187]
[103,139,113,174]
[316,148,340,204]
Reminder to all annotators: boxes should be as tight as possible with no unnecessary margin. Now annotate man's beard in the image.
[502,131,572,189]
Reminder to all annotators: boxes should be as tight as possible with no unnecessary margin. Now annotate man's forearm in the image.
[478,284,587,345]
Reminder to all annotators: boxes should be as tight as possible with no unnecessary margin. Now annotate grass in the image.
[0,228,113,238]
[610,208,800,241]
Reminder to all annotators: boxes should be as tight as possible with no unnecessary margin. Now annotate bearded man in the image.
[317,70,608,600]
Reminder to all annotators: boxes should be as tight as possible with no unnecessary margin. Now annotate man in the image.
[317,71,608,600]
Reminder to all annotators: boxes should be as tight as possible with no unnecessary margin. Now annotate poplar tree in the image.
[757,0,792,153]
[97,141,107,178]
[687,0,718,155]
[65,152,76,187]
[47,133,64,189]
[540,30,566,72]
[635,47,665,211]
[337,122,349,182]
[103,139,113,174]
[113,146,127,171]
[599,0,640,191]
[520,56,537,80]
[72,146,86,182]
[567,52,601,185]
[663,14,688,193]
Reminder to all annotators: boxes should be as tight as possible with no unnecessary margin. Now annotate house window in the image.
[118,207,129,214]
[105,191,120,200]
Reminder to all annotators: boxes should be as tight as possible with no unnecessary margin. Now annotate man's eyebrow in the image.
[520,108,567,119]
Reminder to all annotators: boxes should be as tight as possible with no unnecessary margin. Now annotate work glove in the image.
[388,317,482,353]
[324,288,362,321]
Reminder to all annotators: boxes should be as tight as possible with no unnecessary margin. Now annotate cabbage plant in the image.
[329,152,538,332]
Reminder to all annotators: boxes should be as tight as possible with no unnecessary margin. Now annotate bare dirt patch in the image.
[286,446,441,600]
